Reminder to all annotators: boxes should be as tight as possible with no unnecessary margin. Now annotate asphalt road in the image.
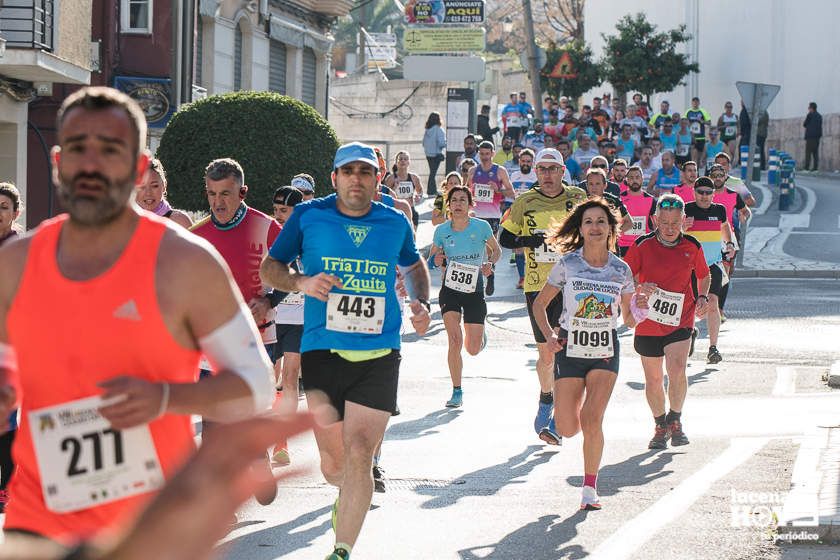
[223,252,840,560]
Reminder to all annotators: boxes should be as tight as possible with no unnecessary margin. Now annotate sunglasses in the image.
[590,164,607,169]
[658,199,684,210]
[709,173,725,178]
[695,189,714,195]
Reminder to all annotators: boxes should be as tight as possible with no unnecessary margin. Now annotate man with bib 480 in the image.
[499,148,586,445]
[0,87,275,544]
[623,194,711,450]
[260,142,431,560]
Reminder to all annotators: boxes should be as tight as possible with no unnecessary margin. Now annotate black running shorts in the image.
[554,329,620,379]
[526,290,563,344]
[709,263,724,296]
[301,349,400,419]
[275,323,303,355]
[438,285,487,324]
[634,327,693,358]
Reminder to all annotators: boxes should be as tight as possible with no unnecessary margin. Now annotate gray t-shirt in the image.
[546,249,635,330]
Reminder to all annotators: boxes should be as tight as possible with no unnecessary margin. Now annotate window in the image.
[269,40,286,94]
[121,0,152,34]
[301,47,316,107]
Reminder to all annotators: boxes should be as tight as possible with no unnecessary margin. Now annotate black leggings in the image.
[0,429,16,490]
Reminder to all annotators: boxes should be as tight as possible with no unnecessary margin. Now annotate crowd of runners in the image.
[0,86,757,559]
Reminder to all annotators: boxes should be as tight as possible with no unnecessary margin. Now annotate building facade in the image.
[0,0,92,227]
[196,0,352,116]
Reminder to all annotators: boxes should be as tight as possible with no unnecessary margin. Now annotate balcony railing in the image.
[0,0,54,51]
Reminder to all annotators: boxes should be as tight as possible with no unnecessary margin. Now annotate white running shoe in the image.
[580,485,601,511]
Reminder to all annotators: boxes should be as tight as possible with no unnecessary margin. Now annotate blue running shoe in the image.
[445,388,463,408]
[534,401,553,434]
[539,426,561,445]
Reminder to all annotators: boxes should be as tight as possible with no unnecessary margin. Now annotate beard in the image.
[520,165,532,174]
[628,182,642,192]
[57,169,135,227]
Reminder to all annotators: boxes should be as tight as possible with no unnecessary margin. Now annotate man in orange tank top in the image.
[0,87,276,545]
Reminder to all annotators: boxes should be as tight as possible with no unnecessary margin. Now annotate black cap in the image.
[693,176,714,190]
[273,186,303,206]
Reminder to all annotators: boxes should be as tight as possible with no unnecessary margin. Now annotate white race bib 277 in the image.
[647,288,685,327]
[566,317,614,359]
[29,396,164,513]
[326,293,385,334]
[473,183,494,203]
[444,261,480,293]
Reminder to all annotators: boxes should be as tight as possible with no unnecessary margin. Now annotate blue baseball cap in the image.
[333,142,379,171]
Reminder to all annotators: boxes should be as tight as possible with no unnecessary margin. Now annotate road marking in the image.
[590,437,769,560]
[779,213,810,229]
[772,366,797,396]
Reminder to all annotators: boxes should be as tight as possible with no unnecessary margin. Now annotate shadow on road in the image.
[386,408,464,441]
[418,445,559,509]
[626,367,719,392]
[453,451,679,559]
[458,510,591,560]
[566,450,681,497]
[220,505,332,559]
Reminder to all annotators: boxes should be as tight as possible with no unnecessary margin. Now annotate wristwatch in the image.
[697,294,709,302]
[416,298,431,312]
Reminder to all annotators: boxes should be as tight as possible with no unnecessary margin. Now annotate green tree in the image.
[540,40,601,103]
[157,91,339,212]
[599,12,699,103]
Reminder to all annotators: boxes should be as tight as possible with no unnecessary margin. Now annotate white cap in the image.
[535,148,565,166]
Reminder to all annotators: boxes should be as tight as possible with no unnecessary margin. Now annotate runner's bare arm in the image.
[0,239,29,430]
[497,167,516,199]
[532,284,563,353]
[99,232,274,427]
[260,255,342,303]
[620,214,633,233]
[169,210,193,229]
[402,258,431,335]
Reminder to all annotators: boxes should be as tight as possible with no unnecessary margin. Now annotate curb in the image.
[736,270,840,279]
[779,427,840,544]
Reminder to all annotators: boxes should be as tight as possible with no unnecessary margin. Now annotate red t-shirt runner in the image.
[192,204,281,343]
[623,231,710,336]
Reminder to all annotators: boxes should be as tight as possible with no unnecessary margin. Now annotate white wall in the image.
[213,19,235,94]
[583,0,840,119]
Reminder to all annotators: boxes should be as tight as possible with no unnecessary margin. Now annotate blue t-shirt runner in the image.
[432,217,494,293]
[268,193,420,352]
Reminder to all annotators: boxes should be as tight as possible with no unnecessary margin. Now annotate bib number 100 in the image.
[335,295,376,318]
[570,330,610,348]
[63,429,124,477]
